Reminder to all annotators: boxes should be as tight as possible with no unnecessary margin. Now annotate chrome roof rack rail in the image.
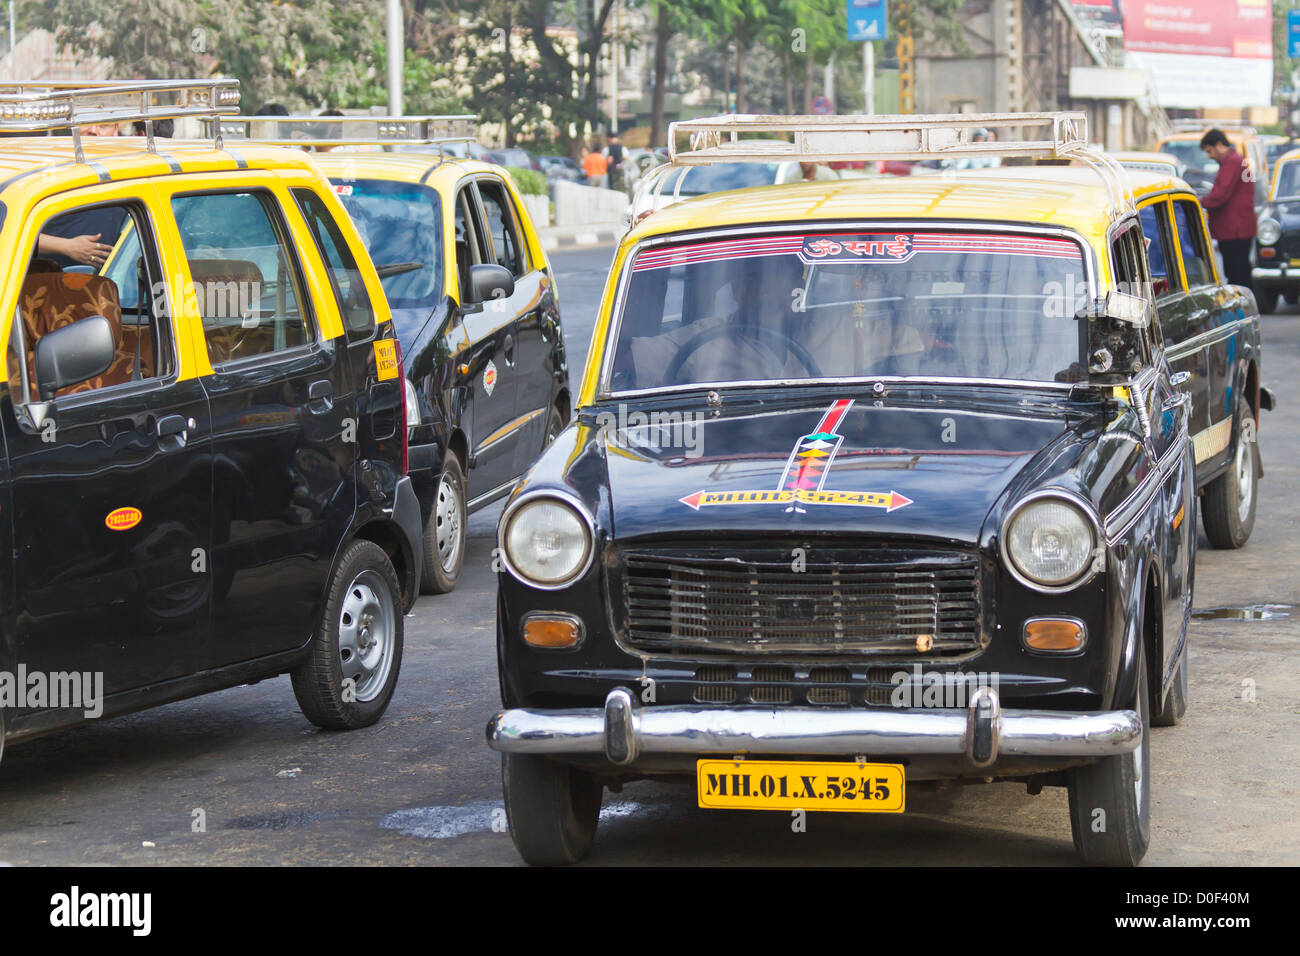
[0,79,240,162]
[661,111,1135,219]
[203,114,479,160]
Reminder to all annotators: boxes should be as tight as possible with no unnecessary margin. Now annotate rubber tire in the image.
[419,455,467,595]
[291,540,403,730]
[502,753,602,866]
[543,404,565,451]
[1257,288,1278,314]
[1285,289,1300,306]
[1201,397,1258,549]
[1068,641,1151,866]
[1152,643,1188,727]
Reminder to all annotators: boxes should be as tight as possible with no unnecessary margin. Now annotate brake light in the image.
[394,339,409,474]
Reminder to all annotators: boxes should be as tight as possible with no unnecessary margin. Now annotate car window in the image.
[1110,221,1151,300]
[1274,158,1300,199]
[476,179,526,277]
[678,162,779,195]
[454,186,485,300]
[294,188,377,341]
[1172,200,1214,288]
[171,191,314,365]
[11,200,173,402]
[1138,201,1182,296]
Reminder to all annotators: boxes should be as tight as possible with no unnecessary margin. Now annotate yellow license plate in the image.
[1289,259,1300,268]
[697,758,905,813]
[373,338,399,381]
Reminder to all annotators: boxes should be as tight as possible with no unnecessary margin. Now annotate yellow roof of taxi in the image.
[310,150,490,184]
[0,135,322,182]
[625,165,1184,245]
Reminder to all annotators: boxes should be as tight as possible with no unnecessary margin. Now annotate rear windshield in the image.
[607,229,1088,392]
[332,178,444,309]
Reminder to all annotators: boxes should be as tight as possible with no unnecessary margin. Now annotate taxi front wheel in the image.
[292,540,404,730]
[502,753,602,865]
[1202,397,1258,549]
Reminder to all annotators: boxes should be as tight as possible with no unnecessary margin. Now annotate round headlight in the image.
[1005,497,1096,588]
[502,496,593,588]
[1258,216,1282,246]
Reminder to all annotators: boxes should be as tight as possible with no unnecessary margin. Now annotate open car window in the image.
[607,230,1089,393]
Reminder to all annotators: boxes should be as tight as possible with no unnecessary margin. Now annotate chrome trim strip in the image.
[999,488,1105,594]
[486,689,1142,760]
[1103,431,1190,543]
[474,407,544,455]
[496,487,598,591]
[467,478,519,511]
[607,375,1080,400]
[1164,318,1248,361]
[597,220,1100,401]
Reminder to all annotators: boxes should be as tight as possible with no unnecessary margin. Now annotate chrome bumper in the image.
[486,688,1141,769]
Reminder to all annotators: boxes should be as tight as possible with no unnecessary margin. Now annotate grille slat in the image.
[622,547,981,656]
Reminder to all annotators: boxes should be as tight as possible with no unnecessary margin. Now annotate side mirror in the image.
[34,314,115,400]
[1080,291,1150,384]
[465,263,514,313]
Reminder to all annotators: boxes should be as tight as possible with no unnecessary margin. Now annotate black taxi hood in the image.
[596,393,1079,545]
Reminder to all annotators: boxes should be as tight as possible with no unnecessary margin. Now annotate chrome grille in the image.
[622,547,981,656]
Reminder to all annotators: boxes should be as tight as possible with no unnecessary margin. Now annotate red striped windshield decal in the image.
[631,231,1080,271]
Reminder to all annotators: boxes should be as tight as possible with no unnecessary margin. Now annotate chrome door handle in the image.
[1169,370,1191,386]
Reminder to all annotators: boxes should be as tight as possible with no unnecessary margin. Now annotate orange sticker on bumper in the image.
[106,507,142,531]
[374,339,399,381]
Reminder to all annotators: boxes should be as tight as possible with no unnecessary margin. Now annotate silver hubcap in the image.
[337,571,395,703]
[1235,424,1255,524]
[435,473,463,573]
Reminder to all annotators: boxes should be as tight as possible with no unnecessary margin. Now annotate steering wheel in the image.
[663,323,823,385]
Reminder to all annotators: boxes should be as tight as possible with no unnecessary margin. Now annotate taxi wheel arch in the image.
[352,520,415,612]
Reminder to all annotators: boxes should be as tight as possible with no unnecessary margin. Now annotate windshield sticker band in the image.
[635,232,1080,272]
[679,398,914,514]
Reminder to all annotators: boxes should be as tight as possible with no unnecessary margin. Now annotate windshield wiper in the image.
[376,261,423,279]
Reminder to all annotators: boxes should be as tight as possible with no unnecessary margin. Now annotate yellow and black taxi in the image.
[1126,168,1272,548]
[1253,146,1300,313]
[213,115,570,595]
[487,113,1196,866]
[0,82,422,767]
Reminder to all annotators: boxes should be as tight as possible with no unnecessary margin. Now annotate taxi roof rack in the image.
[660,111,1134,219]
[1167,118,1256,133]
[0,79,240,161]
[204,113,479,157]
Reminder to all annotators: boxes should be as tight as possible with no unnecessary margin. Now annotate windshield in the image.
[659,162,781,197]
[1274,159,1300,199]
[607,229,1088,392]
[1160,139,1218,174]
[333,178,444,309]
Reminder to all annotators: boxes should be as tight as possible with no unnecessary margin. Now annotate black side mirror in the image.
[465,263,515,313]
[34,314,115,400]
[1080,292,1150,385]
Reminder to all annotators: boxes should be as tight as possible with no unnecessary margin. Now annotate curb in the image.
[539,224,623,250]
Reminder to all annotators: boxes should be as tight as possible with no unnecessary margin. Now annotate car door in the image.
[1171,196,1239,472]
[475,175,556,469]
[162,177,358,668]
[2,186,212,698]
[1139,196,1209,437]
[455,182,520,503]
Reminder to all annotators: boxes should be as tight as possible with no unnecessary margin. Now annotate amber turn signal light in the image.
[1023,618,1085,652]
[523,616,582,648]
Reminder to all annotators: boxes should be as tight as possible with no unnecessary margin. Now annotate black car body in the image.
[487,162,1196,866]
[313,153,570,594]
[0,89,423,762]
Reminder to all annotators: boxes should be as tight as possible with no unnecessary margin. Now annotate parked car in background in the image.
[1263,134,1296,168]
[490,147,543,173]
[539,155,584,185]
[1154,128,1268,210]
[1128,167,1273,548]
[1252,147,1300,314]
[1109,151,1184,178]
[624,157,802,227]
[426,140,499,164]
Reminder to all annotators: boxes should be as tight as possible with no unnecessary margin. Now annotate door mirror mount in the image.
[1079,292,1150,385]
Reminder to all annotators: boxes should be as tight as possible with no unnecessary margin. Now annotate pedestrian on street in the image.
[582,143,608,189]
[1200,128,1256,292]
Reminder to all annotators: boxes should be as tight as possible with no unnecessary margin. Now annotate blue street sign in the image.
[1290,11,1300,59]
[847,0,887,42]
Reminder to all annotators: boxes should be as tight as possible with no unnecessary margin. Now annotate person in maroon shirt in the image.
[1199,129,1257,293]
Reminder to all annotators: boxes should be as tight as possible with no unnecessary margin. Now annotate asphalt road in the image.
[0,243,1297,866]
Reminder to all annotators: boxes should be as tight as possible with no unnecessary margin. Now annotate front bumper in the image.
[486,688,1141,770]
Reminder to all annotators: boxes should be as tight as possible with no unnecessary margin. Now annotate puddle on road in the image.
[1191,603,1294,622]
[381,798,660,840]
